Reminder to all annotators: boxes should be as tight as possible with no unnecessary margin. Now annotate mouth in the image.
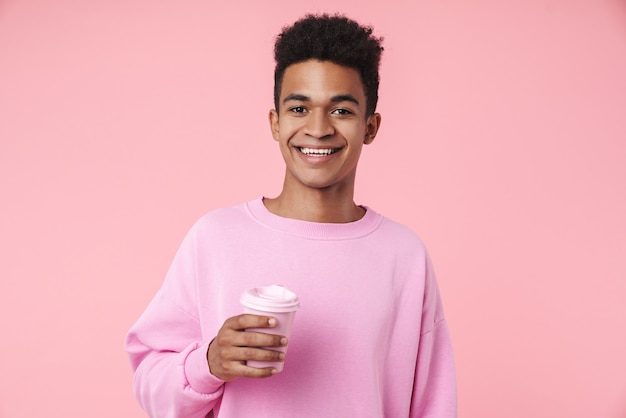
[297,147,342,156]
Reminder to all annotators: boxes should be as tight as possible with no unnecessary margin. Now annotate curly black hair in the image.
[273,14,384,116]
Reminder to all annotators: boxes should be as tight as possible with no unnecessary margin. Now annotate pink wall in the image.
[1,1,625,417]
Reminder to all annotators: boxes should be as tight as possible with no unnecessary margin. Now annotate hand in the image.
[207,314,288,382]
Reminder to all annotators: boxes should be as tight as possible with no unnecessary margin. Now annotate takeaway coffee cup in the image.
[240,285,300,371]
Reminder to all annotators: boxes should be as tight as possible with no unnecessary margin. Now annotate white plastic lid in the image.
[240,285,300,313]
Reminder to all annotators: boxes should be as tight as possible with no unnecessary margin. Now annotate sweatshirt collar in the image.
[245,197,382,240]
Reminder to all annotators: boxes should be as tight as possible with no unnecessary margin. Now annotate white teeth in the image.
[299,147,336,156]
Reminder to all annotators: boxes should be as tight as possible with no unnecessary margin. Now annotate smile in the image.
[297,147,341,156]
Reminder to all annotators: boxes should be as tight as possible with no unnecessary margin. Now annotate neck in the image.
[264,183,364,224]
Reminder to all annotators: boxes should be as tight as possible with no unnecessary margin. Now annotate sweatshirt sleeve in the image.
[411,253,457,417]
[125,223,225,418]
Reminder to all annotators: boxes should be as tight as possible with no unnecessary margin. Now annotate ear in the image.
[269,109,280,141]
[364,113,381,145]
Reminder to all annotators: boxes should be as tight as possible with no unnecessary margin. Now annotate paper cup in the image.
[240,285,300,371]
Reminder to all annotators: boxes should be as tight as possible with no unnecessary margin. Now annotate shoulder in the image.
[364,208,428,259]
[377,213,426,248]
[185,200,254,240]
[196,201,248,224]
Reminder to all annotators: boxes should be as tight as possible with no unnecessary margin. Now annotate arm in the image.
[125,223,289,417]
[411,254,457,417]
[124,222,224,418]
[125,290,225,418]
[126,293,291,417]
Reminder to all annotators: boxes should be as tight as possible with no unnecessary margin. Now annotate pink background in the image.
[1,1,625,417]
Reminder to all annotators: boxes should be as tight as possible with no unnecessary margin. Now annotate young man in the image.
[126,14,457,417]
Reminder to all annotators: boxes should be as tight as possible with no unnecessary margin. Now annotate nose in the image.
[303,111,334,139]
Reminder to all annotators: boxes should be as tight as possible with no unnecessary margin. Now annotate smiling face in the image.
[269,59,381,194]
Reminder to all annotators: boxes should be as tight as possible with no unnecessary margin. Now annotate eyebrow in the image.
[282,93,360,106]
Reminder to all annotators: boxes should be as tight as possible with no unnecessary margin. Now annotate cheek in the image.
[346,128,367,144]
[339,120,366,135]
[278,123,300,142]
[278,134,295,155]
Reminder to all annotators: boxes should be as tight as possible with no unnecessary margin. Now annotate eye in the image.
[331,108,353,116]
[289,106,307,114]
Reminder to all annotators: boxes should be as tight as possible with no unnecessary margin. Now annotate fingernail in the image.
[268,318,276,326]
[280,337,288,346]
[279,353,286,360]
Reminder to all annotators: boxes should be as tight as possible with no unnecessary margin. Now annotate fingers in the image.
[223,314,287,348]
[215,360,277,380]
[236,329,288,349]
[226,314,278,331]
[215,329,287,354]
[207,314,289,382]
[209,344,285,380]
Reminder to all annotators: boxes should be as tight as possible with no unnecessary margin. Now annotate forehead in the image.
[280,60,366,102]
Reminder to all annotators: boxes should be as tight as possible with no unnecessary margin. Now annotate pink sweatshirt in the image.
[125,198,456,417]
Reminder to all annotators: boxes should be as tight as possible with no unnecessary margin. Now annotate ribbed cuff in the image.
[183,341,225,394]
